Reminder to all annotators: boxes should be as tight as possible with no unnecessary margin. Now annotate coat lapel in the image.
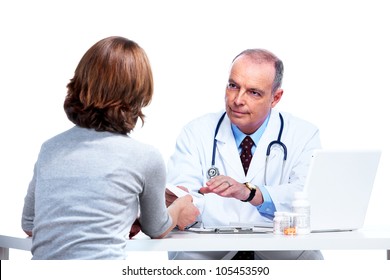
[215,116,244,179]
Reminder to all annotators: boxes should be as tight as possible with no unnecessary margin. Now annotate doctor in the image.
[166,48,323,260]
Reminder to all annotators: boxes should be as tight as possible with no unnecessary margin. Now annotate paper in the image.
[166,184,204,209]
[166,184,203,198]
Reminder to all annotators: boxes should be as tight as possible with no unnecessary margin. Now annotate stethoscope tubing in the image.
[209,111,287,184]
[211,112,227,167]
[264,113,287,185]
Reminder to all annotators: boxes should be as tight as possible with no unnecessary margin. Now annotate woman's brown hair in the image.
[64,36,153,134]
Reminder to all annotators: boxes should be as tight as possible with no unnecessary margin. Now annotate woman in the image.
[21,36,199,259]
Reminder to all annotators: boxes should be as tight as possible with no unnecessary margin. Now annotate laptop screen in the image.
[305,149,381,232]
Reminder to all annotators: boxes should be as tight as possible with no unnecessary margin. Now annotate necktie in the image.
[240,136,254,175]
[233,136,255,260]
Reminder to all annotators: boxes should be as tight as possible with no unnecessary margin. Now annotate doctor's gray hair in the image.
[233,49,284,94]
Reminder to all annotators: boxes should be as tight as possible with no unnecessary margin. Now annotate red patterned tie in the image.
[240,136,254,175]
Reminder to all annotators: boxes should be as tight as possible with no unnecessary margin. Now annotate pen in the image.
[185,221,199,230]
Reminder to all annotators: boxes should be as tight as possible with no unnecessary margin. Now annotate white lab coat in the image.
[166,109,322,259]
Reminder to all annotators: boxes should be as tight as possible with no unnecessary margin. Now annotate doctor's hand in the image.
[199,175,251,202]
[165,185,189,207]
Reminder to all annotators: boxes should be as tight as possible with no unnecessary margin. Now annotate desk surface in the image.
[128,227,390,251]
[1,226,390,253]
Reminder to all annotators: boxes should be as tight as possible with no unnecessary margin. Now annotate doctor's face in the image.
[225,55,283,135]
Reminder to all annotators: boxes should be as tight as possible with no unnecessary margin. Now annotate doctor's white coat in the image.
[167,109,321,227]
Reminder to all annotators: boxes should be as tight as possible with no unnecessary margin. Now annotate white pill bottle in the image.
[291,191,311,234]
[273,211,286,235]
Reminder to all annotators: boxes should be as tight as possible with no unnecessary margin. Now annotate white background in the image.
[1,0,389,261]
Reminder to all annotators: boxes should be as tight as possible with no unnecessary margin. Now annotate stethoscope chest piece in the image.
[207,166,220,179]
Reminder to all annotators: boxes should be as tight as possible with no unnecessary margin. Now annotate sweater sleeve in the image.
[21,163,38,233]
[138,147,172,238]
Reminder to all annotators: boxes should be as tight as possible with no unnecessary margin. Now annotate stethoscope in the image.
[207,112,288,185]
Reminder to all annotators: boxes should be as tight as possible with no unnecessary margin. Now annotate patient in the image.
[21,36,199,260]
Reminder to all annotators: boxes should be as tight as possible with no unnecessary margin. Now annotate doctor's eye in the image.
[227,82,239,90]
[249,90,262,97]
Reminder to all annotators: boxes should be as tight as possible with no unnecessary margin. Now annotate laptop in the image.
[304,149,381,232]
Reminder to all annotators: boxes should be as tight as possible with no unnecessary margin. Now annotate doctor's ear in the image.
[271,89,283,108]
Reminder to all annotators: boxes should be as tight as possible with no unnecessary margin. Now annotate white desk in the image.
[1,227,390,260]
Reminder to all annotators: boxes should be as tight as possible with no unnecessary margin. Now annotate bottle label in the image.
[292,206,311,233]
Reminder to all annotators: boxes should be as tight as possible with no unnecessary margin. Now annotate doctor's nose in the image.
[234,89,247,105]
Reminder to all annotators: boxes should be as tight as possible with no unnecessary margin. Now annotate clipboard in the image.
[186,224,272,234]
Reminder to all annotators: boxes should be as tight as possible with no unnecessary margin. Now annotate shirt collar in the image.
[231,113,271,148]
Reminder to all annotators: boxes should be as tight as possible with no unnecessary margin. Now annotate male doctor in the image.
[165,48,323,260]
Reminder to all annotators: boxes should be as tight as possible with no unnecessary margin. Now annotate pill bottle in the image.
[273,211,285,235]
[283,212,297,236]
[291,191,311,234]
